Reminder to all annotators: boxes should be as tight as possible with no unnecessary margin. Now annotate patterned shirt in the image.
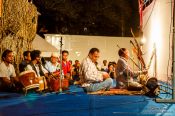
[80,57,103,87]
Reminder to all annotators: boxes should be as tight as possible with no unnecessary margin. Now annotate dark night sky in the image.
[33,0,140,37]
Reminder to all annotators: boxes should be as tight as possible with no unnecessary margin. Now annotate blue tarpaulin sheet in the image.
[0,85,175,116]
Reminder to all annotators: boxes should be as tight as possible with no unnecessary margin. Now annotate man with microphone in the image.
[116,48,147,90]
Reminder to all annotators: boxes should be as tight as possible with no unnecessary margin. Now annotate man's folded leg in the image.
[85,78,113,92]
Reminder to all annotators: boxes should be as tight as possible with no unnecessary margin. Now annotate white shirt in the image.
[80,57,103,87]
[0,61,16,80]
[25,64,48,77]
[45,61,60,73]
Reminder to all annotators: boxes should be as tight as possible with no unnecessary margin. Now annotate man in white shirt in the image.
[80,48,113,92]
[45,53,60,73]
[0,49,21,92]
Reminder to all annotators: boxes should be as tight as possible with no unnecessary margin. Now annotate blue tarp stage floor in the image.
[0,85,175,116]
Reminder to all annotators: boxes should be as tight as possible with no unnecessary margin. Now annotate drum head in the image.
[19,70,36,77]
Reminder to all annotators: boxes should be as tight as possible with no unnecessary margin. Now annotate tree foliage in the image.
[33,0,139,36]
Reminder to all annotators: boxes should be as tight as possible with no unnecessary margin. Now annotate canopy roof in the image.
[32,34,58,52]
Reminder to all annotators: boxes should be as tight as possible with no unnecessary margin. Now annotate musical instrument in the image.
[139,75,160,96]
[130,29,160,96]
[52,70,60,77]
[131,28,146,69]
[48,70,69,92]
[127,81,143,91]
[37,76,48,91]
[59,37,63,92]
[147,45,156,70]
[50,78,69,91]
[19,70,39,93]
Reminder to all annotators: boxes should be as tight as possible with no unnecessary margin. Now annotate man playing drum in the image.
[25,50,49,91]
[25,50,48,77]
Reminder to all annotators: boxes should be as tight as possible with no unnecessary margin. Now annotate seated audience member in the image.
[112,61,117,70]
[101,60,108,71]
[116,48,147,89]
[0,49,21,92]
[72,60,80,81]
[80,48,113,92]
[62,50,72,80]
[107,63,116,79]
[19,51,31,73]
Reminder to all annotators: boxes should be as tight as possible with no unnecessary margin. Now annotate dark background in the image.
[33,0,140,37]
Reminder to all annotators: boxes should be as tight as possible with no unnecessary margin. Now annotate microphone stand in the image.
[59,37,63,93]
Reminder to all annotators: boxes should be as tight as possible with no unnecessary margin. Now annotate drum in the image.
[52,70,60,77]
[60,78,69,90]
[145,77,160,96]
[37,76,48,91]
[139,75,160,96]
[19,70,39,92]
[50,78,69,92]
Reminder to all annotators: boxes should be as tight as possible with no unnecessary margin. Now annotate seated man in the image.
[80,48,113,92]
[19,51,31,73]
[61,50,72,80]
[72,60,80,81]
[45,53,62,76]
[116,48,147,90]
[25,50,49,91]
[0,49,21,92]
[107,63,116,79]
[101,60,108,71]
[25,50,48,77]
